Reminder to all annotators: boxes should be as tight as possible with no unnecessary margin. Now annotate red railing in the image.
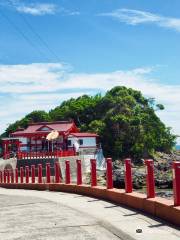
[0,159,180,207]
[17,150,76,160]
[3,153,11,160]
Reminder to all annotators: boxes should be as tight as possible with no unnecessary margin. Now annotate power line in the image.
[7,0,61,62]
[0,10,50,61]
[18,14,61,62]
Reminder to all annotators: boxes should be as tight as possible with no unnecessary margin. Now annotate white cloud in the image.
[16,3,57,16]
[1,1,79,16]
[99,8,180,32]
[60,8,80,16]
[0,63,180,143]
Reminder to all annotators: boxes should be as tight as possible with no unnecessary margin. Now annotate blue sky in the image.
[0,0,180,143]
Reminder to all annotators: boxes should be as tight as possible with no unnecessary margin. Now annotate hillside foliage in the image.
[2,86,176,159]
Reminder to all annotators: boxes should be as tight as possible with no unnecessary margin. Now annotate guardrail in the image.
[0,158,180,226]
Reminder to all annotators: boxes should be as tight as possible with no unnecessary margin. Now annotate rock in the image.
[136,229,142,233]
[156,191,173,199]
[113,169,125,188]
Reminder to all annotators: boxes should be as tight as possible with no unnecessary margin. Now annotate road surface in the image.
[0,188,179,240]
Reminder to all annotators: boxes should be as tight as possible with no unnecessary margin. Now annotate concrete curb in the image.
[0,183,179,227]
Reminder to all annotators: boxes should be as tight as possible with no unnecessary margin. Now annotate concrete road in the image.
[0,193,119,240]
[0,188,179,240]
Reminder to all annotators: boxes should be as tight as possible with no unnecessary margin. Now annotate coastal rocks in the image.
[112,152,177,190]
[86,151,178,192]
[113,169,125,188]
[154,151,180,163]
[113,167,146,189]
[156,190,173,199]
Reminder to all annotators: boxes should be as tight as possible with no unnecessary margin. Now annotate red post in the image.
[3,170,7,183]
[11,170,14,183]
[106,158,113,189]
[55,162,61,183]
[91,159,97,187]
[0,171,2,183]
[31,165,35,183]
[20,167,24,183]
[65,160,71,184]
[145,159,155,198]
[76,160,82,185]
[46,163,51,183]
[38,164,43,183]
[15,168,18,183]
[125,158,133,193]
[173,162,180,206]
[25,166,29,184]
[7,170,10,184]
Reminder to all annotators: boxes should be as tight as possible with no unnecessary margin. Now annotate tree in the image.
[1,86,176,160]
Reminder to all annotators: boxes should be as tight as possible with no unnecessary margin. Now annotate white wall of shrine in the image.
[68,137,97,148]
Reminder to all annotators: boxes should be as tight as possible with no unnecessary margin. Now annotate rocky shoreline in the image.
[112,151,180,198]
[85,151,180,199]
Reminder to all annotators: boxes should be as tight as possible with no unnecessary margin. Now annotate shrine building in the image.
[1,121,98,159]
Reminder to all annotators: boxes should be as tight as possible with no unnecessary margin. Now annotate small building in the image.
[68,133,99,155]
[1,121,99,159]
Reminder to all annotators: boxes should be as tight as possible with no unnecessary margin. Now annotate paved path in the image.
[0,188,179,240]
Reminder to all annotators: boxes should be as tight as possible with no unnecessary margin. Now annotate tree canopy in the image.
[1,86,176,159]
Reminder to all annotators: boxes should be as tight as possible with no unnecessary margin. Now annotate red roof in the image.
[69,132,98,137]
[11,121,78,136]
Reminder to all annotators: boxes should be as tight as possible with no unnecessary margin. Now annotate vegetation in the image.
[1,86,176,160]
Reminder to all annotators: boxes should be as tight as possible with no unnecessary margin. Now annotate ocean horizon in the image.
[176,145,180,150]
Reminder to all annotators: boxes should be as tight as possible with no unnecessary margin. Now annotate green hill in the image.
[1,86,176,159]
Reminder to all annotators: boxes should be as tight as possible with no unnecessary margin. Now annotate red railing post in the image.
[46,163,51,183]
[20,167,24,183]
[65,160,71,184]
[145,159,155,198]
[0,171,2,183]
[7,170,10,184]
[15,168,18,183]
[55,162,61,183]
[11,170,14,183]
[76,160,82,185]
[25,166,29,184]
[106,158,113,189]
[91,159,97,187]
[3,170,6,183]
[125,158,133,193]
[31,165,35,183]
[173,161,180,206]
[38,164,42,183]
